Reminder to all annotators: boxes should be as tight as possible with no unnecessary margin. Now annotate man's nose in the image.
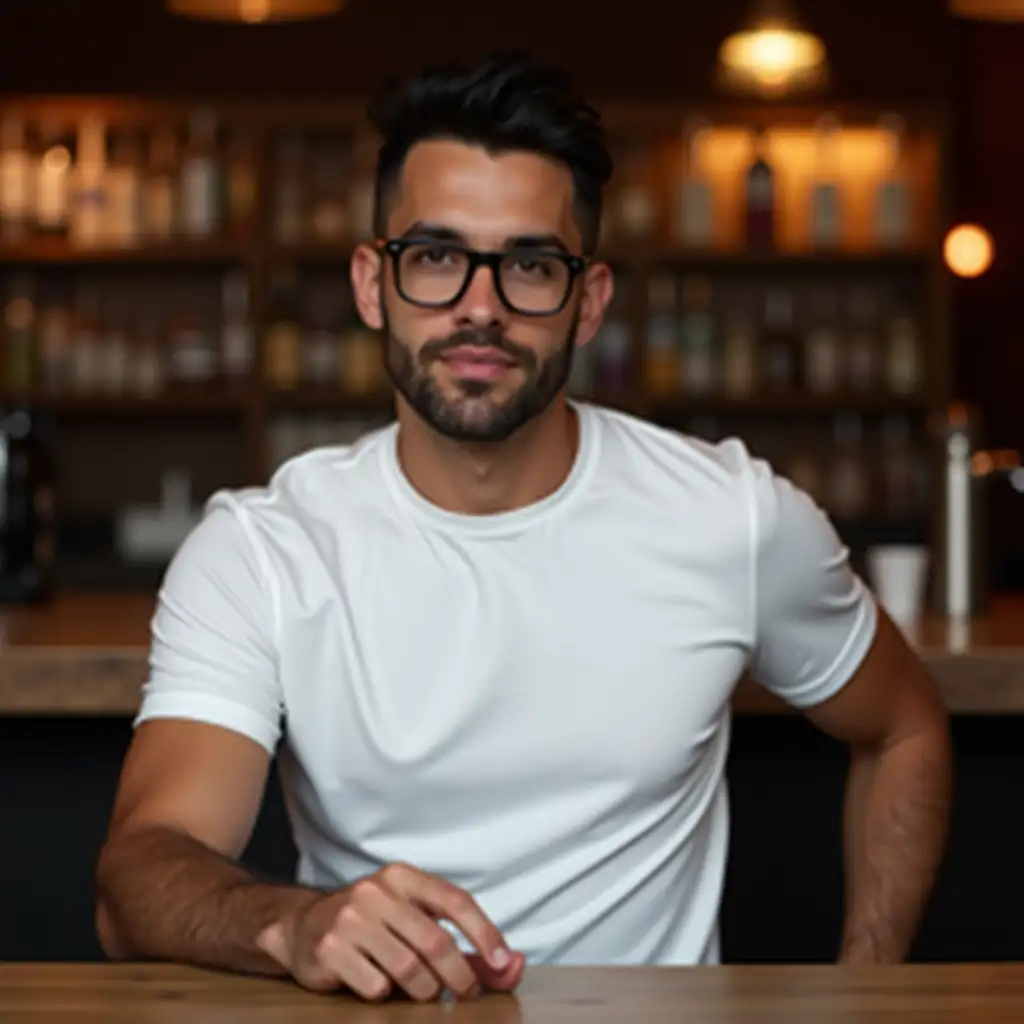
[455,262,508,325]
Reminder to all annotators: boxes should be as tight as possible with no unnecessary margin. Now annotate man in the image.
[95,51,952,1002]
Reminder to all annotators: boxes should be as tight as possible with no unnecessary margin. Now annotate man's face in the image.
[351,139,613,443]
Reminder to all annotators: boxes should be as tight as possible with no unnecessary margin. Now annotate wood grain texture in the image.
[0,592,1023,716]
[1,962,1023,1023]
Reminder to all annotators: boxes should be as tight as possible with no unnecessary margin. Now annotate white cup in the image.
[866,544,930,625]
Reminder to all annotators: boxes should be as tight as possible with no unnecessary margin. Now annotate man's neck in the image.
[393,398,580,516]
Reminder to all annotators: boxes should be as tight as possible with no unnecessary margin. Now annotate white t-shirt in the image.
[136,402,877,966]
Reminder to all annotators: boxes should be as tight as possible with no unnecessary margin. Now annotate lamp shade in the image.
[949,0,1024,18]
[167,0,343,22]
[718,1,827,95]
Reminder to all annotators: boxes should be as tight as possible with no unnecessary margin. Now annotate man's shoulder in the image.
[209,423,395,531]
[586,402,759,493]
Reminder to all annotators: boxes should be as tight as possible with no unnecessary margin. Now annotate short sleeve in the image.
[134,495,283,753]
[745,458,878,709]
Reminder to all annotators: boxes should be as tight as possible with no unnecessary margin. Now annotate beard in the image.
[380,305,580,443]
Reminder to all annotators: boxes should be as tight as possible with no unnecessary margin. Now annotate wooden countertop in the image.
[2,962,1024,1022]
[0,592,1023,716]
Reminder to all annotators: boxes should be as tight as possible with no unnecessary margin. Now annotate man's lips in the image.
[439,345,517,381]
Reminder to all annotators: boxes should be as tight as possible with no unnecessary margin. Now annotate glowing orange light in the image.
[943,224,994,278]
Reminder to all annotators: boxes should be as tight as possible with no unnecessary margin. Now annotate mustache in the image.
[420,327,537,370]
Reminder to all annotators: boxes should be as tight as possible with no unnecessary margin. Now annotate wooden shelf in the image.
[589,391,929,418]
[0,238,252,266]
[0,390,248,415]
[600,246,935,270]
[265,387,391,413]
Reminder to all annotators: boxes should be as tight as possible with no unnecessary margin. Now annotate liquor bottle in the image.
[826,414,871,519]
[167,310,217,385]
[678,118,713,247]
[264,265,303,391]
[875,113,910,248]
[720,308,757,398]
[885,296,923,396]
[3,275,36,392]
[760,289,797,391]
[273,132,305,245]
[303,288,340,387]
[70,115,108,250]
[69,287,103,394]
[0,109,32,243]
[0,404,56,602]
[103,131,143,249]
[347,132,377,241]
[225,130,257,239]
[744,129,775,248]
[220,271,253,382]
[845,288,880,393]
[143,126,179,242]
[309,140,349,242]
[802,289,843,395]
[36,290,73,395]
[614,141,657,242]
[34,120,72,238]
[678,275,716,395]
[880,414,919,518]
[179,109,221,239]
[809,115,842,249]
[644,273,680,398]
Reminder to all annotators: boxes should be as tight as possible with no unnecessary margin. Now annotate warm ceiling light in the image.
[949,0,1024,19]
[167,0,343,22]
[718,0,827,95]
[944,224,994,278]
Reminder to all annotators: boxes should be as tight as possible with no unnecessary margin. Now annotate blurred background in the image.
[0,0,1020,598]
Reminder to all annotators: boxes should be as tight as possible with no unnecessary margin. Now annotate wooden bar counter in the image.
[0,592,1022,715]
[2,962,1024,1022]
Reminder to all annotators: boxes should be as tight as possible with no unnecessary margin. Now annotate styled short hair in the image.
[366,51,613,254]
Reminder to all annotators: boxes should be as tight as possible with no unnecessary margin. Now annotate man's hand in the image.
[257,862,526,1002]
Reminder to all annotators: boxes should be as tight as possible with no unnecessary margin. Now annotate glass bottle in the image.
[761,289,797,392]
[679,275,716,395]
[644,273,679,398]
[809,114,842,249]
[826,414,871,519]
[264,265,303,391]
[875,113,911,248]
[143,126,178,242]
[802,288,843,395]
[179,109,221,239]
[678,118,713,247]
[845,288,880,393]
[744,129,775,248]
[0,109,32,243]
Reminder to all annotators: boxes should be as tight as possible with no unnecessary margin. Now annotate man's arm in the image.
[95,498,318,974]
[743,457,952,964]
[804,610,952,965]
[95,720,321,974]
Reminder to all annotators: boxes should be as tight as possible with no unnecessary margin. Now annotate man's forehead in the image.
[388,139,579,243]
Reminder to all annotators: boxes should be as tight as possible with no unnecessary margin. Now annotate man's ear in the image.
[350,244,384,330]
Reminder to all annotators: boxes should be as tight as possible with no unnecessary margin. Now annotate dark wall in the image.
[0,0,954,101]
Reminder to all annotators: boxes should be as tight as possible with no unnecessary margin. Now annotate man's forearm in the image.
[839,728,952,964]
[95,825,322,975]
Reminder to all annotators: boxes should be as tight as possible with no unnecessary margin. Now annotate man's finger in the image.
[383,869,512,972]
[467,950,526,991]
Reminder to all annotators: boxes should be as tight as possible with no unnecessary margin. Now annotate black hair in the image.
[366,51,613,254]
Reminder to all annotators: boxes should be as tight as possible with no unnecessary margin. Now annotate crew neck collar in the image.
[379,401,599,536]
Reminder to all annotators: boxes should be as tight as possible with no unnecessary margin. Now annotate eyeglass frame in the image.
[374,237,591,318]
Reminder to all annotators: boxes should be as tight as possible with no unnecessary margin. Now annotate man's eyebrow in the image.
[396,223,573,254]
